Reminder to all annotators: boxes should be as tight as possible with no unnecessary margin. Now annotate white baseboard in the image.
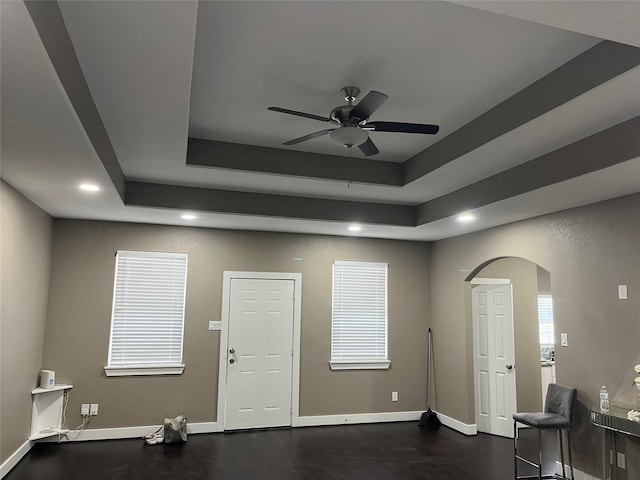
[296,410,477,436]
[0,440,31,479]
[556,462,599,480]
[433,410,477,435]
[29,411,466,444]
[187,421,222,434]
[297,410,423,427]
[41,421,219,443]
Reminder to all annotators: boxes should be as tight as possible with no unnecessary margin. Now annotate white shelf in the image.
[29,429,69,441]
[30,384,73,441]
[32,384,73,395]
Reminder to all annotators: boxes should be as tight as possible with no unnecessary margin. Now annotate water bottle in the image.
[599,386,610,412]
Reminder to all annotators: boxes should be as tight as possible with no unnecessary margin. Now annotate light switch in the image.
[618,285,628,300]
[208,321,221,331]
[560,333,568,347]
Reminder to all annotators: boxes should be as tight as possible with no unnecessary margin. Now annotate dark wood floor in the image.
[6,422,559,479]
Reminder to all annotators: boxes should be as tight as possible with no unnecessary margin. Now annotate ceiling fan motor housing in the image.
[330,105,357,124]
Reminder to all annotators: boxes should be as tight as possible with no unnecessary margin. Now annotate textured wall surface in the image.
[5,185,639,477]
[0,182,53,462]
[430,192,640,477]
[42,221,431,428]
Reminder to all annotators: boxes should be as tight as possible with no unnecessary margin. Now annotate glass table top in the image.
[590,405,640,437]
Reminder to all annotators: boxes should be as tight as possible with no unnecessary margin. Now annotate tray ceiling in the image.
[2,1,639,241]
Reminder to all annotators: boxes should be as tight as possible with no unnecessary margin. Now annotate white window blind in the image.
[537,294,555,346]
[105,250,188,376]
[331,261,389,370]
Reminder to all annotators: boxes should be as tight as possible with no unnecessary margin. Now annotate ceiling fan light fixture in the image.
[330,126,368,148]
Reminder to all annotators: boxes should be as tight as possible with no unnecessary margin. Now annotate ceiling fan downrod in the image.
[341,86,360,105]
[331,86,361,125]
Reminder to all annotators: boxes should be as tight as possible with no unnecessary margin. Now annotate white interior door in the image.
[224,278,294,430]
[472,282,516,438]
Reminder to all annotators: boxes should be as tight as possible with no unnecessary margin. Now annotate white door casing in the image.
[472,281,516,438]
[217,272,302,431]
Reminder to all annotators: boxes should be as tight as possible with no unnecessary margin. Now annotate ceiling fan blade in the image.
[358,137,379,156]
[349,91,389,121]
[268,106,331,123]
[364,121,439,135]
[283,129,334,145]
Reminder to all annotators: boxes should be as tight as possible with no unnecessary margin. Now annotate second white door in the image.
[225,278,295,430]
[472,282,516,438]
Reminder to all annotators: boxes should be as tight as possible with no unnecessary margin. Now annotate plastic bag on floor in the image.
[163,415,187,444]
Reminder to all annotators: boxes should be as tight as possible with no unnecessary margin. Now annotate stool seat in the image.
[513,412,571,429]
[513,383,577,480]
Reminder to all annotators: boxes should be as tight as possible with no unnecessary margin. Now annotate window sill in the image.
[329,360,391,371]
[104,364,185,377]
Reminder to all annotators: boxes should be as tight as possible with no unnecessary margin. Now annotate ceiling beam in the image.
[130,117,640,227]
[416,116,640,225]
[25,0,126,200]
[125,182,417,226]
[186,138,404,186]
[404,40,640,184]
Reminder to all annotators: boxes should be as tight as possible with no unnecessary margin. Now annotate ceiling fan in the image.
[268,86,439,156]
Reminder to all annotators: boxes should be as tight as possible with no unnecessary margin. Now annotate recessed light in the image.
[457,213,475,223]
[181,214,196,220]
[79,183,100,192]
[348,224,362,232]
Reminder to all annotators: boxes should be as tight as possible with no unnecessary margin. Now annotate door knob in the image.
[229,358,235,364]
[229,348,235,354]
[506,364,513,370]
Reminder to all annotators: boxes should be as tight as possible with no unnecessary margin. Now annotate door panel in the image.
[473,283,516,438]
[225,278,294,430]
[479,370,490,416]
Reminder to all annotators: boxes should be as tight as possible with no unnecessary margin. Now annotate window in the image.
[105,250,188,376]
[330,260,389,370]
[537,294,555,347]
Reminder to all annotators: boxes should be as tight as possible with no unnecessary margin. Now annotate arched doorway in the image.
[465,257,553,438]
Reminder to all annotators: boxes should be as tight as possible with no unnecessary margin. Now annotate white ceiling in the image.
[1,1,639,241]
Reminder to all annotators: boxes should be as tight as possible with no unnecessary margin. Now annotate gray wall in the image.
[41,220,431,429]
[430,193,640,478]
[0,182,53,463]
[4,183,639,477]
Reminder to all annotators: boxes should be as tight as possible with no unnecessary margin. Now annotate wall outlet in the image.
[392,391,398,402]
[617,452,625,469]
[81,404,90,416]
[90,403,99,416]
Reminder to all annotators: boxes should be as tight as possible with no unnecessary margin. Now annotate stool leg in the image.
[559,429,566,479]
[567,430,574,480]
[538,429,543,480]
[514,420,518,479]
